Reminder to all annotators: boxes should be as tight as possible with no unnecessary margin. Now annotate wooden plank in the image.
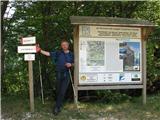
[73,25,79,103]
[70,16,156,27]
[141,28,147,105]
[28,61,34,112]
[143,42,147,104]
[71,23,156,27]
[78,85,143,90]
[79,82,143,86]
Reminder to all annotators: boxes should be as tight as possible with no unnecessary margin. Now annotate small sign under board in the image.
[18,46,36,53]
[21,37,36,45]
[24,54,35,61]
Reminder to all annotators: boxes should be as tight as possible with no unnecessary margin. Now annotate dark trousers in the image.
[55,71,70,110]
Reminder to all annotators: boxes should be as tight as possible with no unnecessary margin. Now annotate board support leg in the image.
[142,87,146,105]
[74,87,78,104]
[142,37,147,105]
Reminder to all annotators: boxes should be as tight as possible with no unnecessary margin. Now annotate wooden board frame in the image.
[73,25,148,105]
[141,27,147,104]
[73,25,79,103]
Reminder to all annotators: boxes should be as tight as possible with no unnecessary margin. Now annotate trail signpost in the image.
[70,16,155,104]
[17,36,36,112]
[21,36,36,44]
[24,54,35,61]
[18,46,36,53]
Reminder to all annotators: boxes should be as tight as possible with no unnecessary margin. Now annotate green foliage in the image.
[96,90,132,103]
[147,28,160,91]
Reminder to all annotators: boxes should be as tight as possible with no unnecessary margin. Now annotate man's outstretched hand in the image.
[65,63,72,68]
[36,44,41,53]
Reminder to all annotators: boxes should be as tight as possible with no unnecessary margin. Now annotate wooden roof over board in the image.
[70,16,156,27]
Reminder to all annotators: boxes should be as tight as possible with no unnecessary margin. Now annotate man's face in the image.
[61,42,69,51]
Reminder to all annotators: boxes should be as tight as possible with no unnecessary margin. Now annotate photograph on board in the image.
[119,42,140,71]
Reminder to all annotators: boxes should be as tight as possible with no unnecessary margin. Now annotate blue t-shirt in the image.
[50,50,74,71]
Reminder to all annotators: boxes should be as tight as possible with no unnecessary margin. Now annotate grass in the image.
[1,93,160,120]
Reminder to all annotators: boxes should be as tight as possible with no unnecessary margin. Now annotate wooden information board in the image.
[70,16,155,104]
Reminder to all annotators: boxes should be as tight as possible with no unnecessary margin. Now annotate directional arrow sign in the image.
[18,46,36,53]
[22,37,36,45]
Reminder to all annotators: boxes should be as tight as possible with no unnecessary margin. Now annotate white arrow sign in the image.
[22,36,36,44]
[18,46,36,53]
[24,54,35,61]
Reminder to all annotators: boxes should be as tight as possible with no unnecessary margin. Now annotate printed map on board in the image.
[87,41,105,66]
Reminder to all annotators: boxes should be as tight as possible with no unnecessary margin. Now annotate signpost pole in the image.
[28,61,35,112]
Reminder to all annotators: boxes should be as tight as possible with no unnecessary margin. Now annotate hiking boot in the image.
[53,107,60,115]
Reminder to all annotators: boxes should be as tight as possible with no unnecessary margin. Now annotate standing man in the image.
[36,39,74,115]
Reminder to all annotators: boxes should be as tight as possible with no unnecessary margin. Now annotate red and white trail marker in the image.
[21,36,36,45]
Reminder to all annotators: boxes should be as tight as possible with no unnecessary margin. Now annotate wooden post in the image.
[142,40,147,105]
[141,28,147,105]
[28,61,35,112]
[73,25,79,103]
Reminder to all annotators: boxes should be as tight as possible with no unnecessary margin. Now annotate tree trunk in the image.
[1,1,9,80]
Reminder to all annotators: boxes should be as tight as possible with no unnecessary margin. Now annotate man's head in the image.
[61,39,69,51]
